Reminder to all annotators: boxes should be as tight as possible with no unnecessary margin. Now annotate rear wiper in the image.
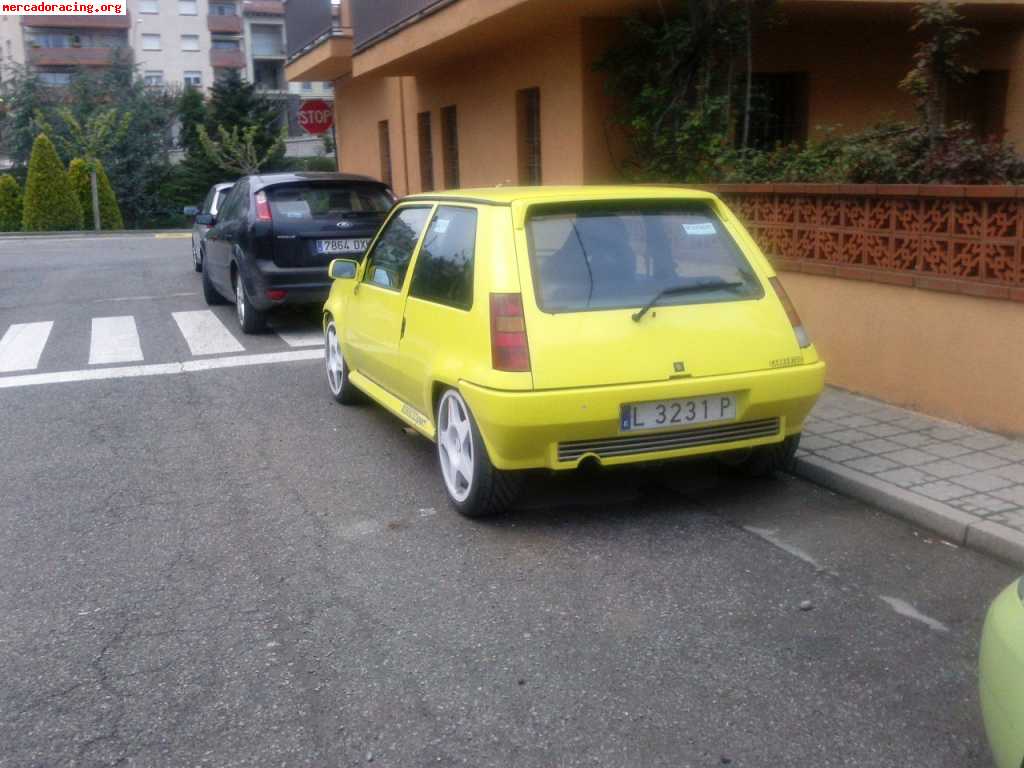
[631,280,745,322]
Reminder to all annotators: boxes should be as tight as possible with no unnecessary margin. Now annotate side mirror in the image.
[183,205,199,217]
[196,213,215,226]
[328,258,358,280]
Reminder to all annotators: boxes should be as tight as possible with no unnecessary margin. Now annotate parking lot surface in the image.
[0,234,1017,767]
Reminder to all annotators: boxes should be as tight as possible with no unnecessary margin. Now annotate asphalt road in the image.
[0,233,1018,768]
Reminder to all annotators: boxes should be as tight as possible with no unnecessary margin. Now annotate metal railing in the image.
[351,0,451,51]
[285,0,344,60]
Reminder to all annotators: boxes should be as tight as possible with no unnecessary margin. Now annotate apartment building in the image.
[0,0,333,98]
[284,0,1024,195]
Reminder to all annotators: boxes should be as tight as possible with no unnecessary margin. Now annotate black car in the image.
[198,172,395,333]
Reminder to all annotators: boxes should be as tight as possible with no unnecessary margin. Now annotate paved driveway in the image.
[0,234,1015,767]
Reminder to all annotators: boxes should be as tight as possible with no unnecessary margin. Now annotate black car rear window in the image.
[525,201,763,313]
[267,183,392,221]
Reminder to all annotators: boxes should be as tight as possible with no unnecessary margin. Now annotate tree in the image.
[595,0,774,181]
[0,174,22,231]
[197,123,286,175]
[36,106,132,163]
[0,63,54,167]
[899,0,977,144]
[178,84,207,157]
[22,134,82,231]
[206,70,286,167]
[68,157,124,230]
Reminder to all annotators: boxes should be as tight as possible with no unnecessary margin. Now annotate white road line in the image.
[879,596,950,634]
[172,310,245,356]
[0,321,54,372]
[743,526,822,570]
[0,349,324,389]
[89,316,143,365]
[274,328,323,348]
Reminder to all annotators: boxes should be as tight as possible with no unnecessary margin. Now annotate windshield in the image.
[267,183,393,221]
[525,202,764,313]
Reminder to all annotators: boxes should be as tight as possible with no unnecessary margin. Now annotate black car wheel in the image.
[235,270,266,334]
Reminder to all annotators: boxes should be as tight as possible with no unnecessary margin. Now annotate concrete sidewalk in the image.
[795,388,1024,567]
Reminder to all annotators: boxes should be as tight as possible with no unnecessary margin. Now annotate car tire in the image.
[202,260,227,305]
[436,388,522,518]
[324,318,364,405]
[194,243,203,273]
[721,434,801,478]
[235,270,266,334]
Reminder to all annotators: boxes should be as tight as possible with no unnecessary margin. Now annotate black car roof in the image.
[248,172,388,191]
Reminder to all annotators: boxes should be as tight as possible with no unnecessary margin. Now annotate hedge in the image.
[68,158,124,230]
[22,134,83,231]
[0,175,23,232]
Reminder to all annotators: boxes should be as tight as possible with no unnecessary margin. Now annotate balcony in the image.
[207,14,243,34]
[28,46,124,66]
[284,0,351,81]
[210,49,247,68]
[242,0,284,16]
[22,13,131,29]
[351,0,442,51]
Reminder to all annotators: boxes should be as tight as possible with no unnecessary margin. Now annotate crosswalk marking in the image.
[89,316,144,365]
[171,310,244,356]
[0,321,53,372]
[275,328,323,348]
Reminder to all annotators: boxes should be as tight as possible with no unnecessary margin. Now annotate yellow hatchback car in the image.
[322,186,825,517]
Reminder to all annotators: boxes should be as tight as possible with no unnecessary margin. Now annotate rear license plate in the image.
[620,393,737,432]
[316,238,370,255]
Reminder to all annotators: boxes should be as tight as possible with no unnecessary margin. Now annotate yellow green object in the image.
[324,186,824,470]
[980,578,1024,768]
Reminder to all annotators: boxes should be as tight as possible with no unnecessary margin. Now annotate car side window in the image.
[217,186,239,222]
[363,206,431,291]
[409,206,477,311]
[219,181,247,222]
[202,187,215,214]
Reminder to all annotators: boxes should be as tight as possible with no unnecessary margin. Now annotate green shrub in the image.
[22,134,82,231]
[68,157,124,230]
[0,175,23,232]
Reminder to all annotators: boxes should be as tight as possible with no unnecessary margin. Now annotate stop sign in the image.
[298,99,334,135]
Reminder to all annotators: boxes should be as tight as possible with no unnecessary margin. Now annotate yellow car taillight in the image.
[769,276,810,348]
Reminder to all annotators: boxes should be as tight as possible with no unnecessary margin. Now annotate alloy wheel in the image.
[437,391,474,502]
[325,323,343,396]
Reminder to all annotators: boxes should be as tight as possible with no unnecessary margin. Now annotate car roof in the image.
[249,172,387,190]
[401,185,718,206]
[213,182,234,191]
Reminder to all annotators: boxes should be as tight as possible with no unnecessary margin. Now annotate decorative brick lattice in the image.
[711,185,1024,300]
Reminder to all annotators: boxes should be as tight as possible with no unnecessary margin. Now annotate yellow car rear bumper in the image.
[980,582,1024,768]
[460,362,826,470]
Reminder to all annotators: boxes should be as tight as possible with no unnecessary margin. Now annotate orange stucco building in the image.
[285,0,1024,197]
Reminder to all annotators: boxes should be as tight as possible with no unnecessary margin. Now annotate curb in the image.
[0,229,189,238]
[793,454,1024,567]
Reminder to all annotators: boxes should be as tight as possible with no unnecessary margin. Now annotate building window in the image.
[210,2,235,13]
[441,105,459,189]
[139,0,158,13]
[39,71,72,86]
[141,34,161,51]
[253,60,283,91]
[301,81,312,91]
[740,72,808,150]
[251,24,283,56]
[144,70,164,87]
[178,0,197,14]
[948,70,1009,139]
[211,38,240,50]
[378,120,392,188]
[180,34,200,52]
[417,111,434,192]
[516,87,541,185]
[184,70,202,87]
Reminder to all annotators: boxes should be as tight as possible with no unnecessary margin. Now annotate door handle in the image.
[400,316,406,339]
